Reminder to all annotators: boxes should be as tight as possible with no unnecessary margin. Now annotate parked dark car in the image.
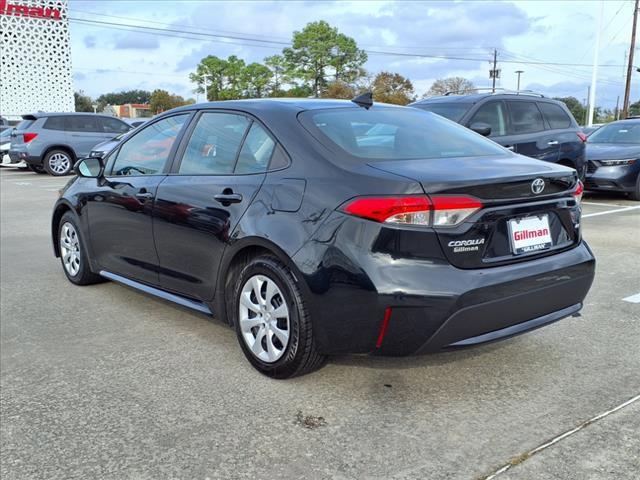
[584,119,640,200]
[9,113,131,176]
[89,129,135,159]
[411,92,587,179]
[51,98,595,378]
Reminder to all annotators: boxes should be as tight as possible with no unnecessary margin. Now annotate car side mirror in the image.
[470,122,492,137]
[75,157,104,178]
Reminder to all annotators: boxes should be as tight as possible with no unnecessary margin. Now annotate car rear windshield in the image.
[15,120,34,131]
[411,103,472,122]
[588,122,640,144]
[301,107,507,160]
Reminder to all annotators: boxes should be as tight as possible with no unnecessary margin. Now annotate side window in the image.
[43,116,66,131]
[110,114,189,176]
[65,115,99,132]
[235,123,276,174]
[508,101,545,134]
[469,101,507,137]
[178,112,250,175]
[539,103,572,129]
[100,117,130,134]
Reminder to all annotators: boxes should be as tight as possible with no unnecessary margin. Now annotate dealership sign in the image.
[0,0,61,20]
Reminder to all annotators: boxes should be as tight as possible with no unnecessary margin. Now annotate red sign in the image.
[0,0,62,20]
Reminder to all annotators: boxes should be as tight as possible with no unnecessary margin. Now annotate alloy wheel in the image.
[60,222,81,276]
[48,152,71,175]
[239,274,290,363]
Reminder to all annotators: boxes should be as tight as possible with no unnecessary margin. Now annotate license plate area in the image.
[508,214,553,255]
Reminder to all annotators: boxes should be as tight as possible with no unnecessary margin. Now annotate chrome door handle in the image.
[214,193,243,204]
[135,191,154,200]
[547,140,559,145]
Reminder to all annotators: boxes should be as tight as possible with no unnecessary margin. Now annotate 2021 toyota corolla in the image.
[51,98,595,378]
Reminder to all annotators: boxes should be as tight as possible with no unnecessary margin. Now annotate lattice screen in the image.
[0,0,74,120]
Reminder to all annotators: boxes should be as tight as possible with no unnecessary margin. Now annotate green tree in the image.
[372,72,415,105]
[74,90,94,112]
[96,89,151,111]
[149,89,189,114]
[283,20,367,97]
[265,54,289,96]
[425,77,475,97]
[553,97,586,124]
[628,100,640,117]
[190,55,256,100]
[243,63,273,98]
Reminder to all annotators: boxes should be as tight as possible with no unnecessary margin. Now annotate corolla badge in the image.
[531,178,546,194]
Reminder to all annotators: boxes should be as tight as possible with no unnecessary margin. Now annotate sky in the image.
[68,0,639,109]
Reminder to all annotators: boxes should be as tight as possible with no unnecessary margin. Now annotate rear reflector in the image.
[576,132,587,143]
[376,307,393,348]
[23,133,38,143]
[573,180,584,203]
[342,196,431,225]
[342,195,483,227]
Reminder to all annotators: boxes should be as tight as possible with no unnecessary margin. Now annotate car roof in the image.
[21,112,124,120]
[413,93,559,105]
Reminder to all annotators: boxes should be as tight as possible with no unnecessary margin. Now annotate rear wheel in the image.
[232,255,325,379]
[44,149,73,176]
[630,175,640,201]
[27,164,46,174]
[58,212,103,285]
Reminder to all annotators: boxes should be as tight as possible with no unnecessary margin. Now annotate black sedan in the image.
[51,97,595,378]
[585,119,640,200]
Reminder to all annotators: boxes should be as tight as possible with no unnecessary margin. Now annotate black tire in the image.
[57,212,104,285]
[27,163,46,174]
[232,255,325,379]
[629,175,640,201]
[43,149,74,176]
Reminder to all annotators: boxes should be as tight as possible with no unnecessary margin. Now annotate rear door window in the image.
[507,101,545,134]
[235,123,276,174]
[538,103,572,129]
[43,117,66,131]
[178,112,250,175]
[468,101,507,137]
[65,115,99,133]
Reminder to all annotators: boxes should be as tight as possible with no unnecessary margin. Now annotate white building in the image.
[0,0,74,120]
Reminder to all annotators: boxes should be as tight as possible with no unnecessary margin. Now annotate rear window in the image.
[15,119,34,131]
[539,103,572,129]
[44,117,66,131]
[302,107,507,160]
[412,103,471,122]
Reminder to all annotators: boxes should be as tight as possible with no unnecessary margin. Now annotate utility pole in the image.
[622,0,639,119]
[615,95,620,120]
[588,0,604,127]
[515,70,524,91]
[490,49,498,93]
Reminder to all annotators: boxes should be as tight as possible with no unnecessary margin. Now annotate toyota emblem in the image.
[531,178,545,194]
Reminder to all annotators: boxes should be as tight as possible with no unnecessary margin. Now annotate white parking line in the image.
[582,201,630,208]
[622,293,640,304]
[582,206,640,218]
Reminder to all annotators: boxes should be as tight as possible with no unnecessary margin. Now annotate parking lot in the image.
[1,167,638,479]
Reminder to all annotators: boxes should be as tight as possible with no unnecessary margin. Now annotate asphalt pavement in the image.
[1,167,639,480]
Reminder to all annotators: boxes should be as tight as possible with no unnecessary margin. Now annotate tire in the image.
[27,163,46,174]
[44,149,74,176]
[232,255,325,379]
[630,175,640,201]
[58,212,103,285]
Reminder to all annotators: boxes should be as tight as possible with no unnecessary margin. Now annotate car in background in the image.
[581,124,603,136]
[124,118,149,129]
[584,118,640,200]
[0,116,11,133]
[0,128,21,167]
[9,113,131,176]
[411,92,587,179]
[88,129,133,159]
[52,98,594,378]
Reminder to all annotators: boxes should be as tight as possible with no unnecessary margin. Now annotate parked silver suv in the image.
[9,113,131,175]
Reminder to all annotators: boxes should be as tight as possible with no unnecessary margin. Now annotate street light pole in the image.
[515,70,524,91]
[622,0,639,118]
[587,0,604,127]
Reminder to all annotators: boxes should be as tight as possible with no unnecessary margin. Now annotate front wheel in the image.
[44,149,73,176]
[629,175,640,201]
[233,255,325,379]
[58,212,103,285]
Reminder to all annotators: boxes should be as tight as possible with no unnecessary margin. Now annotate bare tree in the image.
[424,77,475,97]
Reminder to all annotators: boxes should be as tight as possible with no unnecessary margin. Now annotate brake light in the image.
[342,196,431,225]
[577,132,587,143]
[23,133,38,143]
[573,180,583,203]
[341,195,483,227]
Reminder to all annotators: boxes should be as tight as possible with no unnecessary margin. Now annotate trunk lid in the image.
[369,154,581,268]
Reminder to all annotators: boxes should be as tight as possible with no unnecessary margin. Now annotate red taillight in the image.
[23,133,38,143]
[573,180,584,203]
[577,132,587,143]
[376,307,393,348]
[342,196,431,225]
[341,195,483,227]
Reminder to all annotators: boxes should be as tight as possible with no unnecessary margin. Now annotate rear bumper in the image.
[8,151,41,166]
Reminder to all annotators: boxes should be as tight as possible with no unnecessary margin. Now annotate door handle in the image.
[135,191,154,200]
[214,193,243,204]
[505,145,515,151]
[547,140,559,145]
